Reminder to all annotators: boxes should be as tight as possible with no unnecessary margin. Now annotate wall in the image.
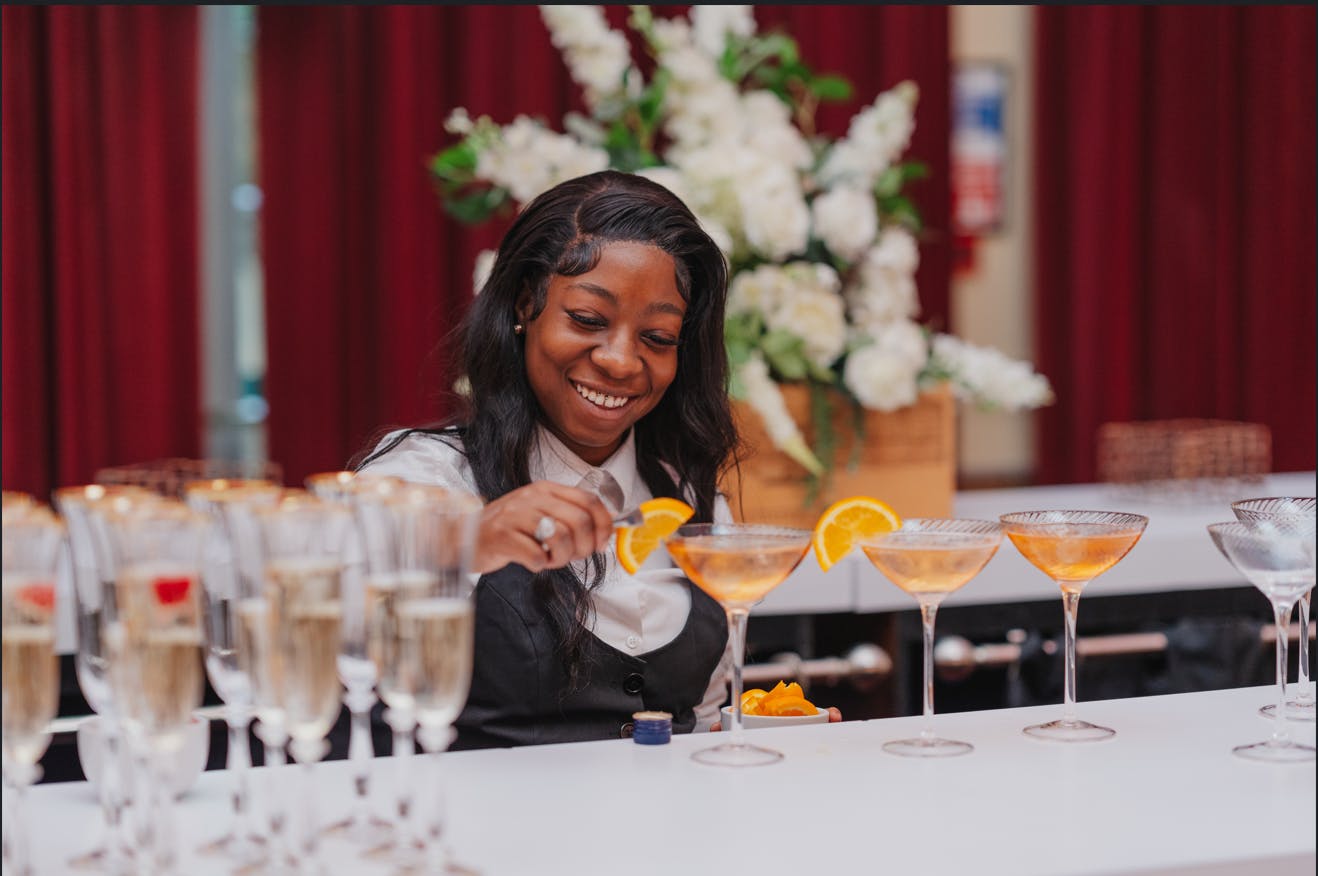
[949,6,1038,486]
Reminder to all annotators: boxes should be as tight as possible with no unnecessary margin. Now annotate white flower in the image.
[472,249,496,296]
[866,319,928,370]
[477,116,610,205]
[444,107,473,135]
[539,6,638,110]
[738,164,811,261]
[847,257,919,328]
[736,354,822,475]
[818,80,918,187]
[690,5,756,58]
[930,334,1055,410]
[843,343,922,412]
[869,226,920,273]
[767,288,847,370]
[811,185,878,262]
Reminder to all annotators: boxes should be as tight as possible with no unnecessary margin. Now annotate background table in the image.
[22,686,1315,875]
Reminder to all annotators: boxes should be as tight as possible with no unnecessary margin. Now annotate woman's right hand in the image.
[474,481,615,574]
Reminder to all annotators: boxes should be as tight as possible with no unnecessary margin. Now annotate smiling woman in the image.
[354,170,743,749]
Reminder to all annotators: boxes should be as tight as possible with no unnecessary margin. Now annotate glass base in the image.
[1232,739,1316,763]
[197,831,266,863]
[1023,719,1115,743]
[883,736,973,758]
[68,844,134,871]
[320,813,394,847]
[1259,699,1316,722]
[691,742,784,767]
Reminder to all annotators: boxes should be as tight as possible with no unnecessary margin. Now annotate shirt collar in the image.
[531,426,637,513]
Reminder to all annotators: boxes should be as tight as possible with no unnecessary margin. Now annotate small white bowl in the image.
[721,704,831,729]
[77,715,210,799]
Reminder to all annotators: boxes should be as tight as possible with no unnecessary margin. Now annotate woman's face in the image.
[520,241,686,466]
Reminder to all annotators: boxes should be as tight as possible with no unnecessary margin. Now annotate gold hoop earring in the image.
[513,323,525,335]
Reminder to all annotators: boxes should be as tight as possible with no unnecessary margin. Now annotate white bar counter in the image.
[22,686,1316,875]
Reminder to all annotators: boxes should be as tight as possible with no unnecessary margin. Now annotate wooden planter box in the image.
[721,383,956,529]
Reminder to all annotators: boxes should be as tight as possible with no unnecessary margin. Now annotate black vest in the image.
[452,563,729,750]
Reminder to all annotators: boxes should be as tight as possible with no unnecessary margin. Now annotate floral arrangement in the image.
[431,5,1053,479]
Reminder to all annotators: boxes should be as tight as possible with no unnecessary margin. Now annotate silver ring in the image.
[534,515,557,548]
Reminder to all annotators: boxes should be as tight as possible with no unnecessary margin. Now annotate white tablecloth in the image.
[20,686,1316,875]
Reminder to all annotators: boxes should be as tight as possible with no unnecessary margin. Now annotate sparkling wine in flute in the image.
[371,571,437,713]
[665,538,808,610]
[2,621,59,765]
[398,598,474,730]
[109,567,206,742]
[235,596,283,728]
[265,560,345,744]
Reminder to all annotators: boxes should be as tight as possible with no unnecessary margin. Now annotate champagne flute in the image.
[1206,520,1315,762]
[184,478,283,864]
[2,506,65,876]
[305,472,401,847]
[253,491,352,874]
[53,484,159,872]
[999,510,1147,742]
[1232,497,1316,721]
[363,483,459,865]
[100,499,210,874]
[663,522,811,767]
[389,487,480,873]
[859,519,1002,757]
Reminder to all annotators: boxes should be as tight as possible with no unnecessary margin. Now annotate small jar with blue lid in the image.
[631,710,672,745]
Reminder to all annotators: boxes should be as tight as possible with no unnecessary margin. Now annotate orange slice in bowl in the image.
[616,497,695,574]
[811,495,901,572]
[740,688,769,716]
[764,695,818,717]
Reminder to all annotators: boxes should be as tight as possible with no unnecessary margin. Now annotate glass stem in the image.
[919,599,940,740]
[345,688,376,829]
[726,608,749,748]
[1061,587,1082,726]
[1271,601,1295,745]
[419,725,455,871]
[290,743,323,871]
[100,724,131,865]
[3,768,33,876]
[147,745,179,873]
[389,710,419,857]
[1297,590,1313,703]
[226,710,258,846]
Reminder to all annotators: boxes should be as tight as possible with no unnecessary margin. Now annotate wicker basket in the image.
[721,383,956,529]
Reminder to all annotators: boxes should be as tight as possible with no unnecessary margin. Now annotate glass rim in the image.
[669,521,812,540]
[1230,496,1316,515]
[857,517,1002,547]
[998,509,1149,529]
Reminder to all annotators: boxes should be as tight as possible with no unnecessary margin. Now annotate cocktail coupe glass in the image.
[2,506,65,876]
[1232,497,1317,722]
[184,478,283,864]
[663,522,812,767]
[99,499,211,874]
[253,491,353,875]
[53,484,160,873]
[1206,520,1316,763]
[999,510,1148,742]
[859,519,1003,757]
[304,472,400,848]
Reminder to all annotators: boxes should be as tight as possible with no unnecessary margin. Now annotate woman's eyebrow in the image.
[568,282,684,317]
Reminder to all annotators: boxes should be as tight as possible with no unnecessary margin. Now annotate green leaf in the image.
[808,74,852,102]
[429,140,478,180]
[442,187,508,225]
[765,347,808,381]
[809,381,839,478]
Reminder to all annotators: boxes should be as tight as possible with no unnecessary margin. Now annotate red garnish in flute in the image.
[154,576,191,605]
[17,582,56,612]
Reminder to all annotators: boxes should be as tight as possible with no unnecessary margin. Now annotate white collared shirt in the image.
[360,426,734,731]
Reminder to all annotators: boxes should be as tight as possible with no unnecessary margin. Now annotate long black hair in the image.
[357,169,737,679]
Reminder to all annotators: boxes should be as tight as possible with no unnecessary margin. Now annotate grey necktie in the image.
[579,468,626,516]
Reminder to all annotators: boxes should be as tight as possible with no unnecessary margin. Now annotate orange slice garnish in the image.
[616,497,696,574]
[811,495,901,572]
[763,696,818,717]
[740,688,769,716]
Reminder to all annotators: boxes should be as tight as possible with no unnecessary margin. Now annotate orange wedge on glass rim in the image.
[811,495,902,572]
[615,497,696,574]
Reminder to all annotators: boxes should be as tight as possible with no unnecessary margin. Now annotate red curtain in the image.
[2,6,202,499]
[257,5,950,487]
[1033,6,1316,483]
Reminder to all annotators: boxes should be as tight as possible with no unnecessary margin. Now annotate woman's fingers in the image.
[476,482,615,573]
